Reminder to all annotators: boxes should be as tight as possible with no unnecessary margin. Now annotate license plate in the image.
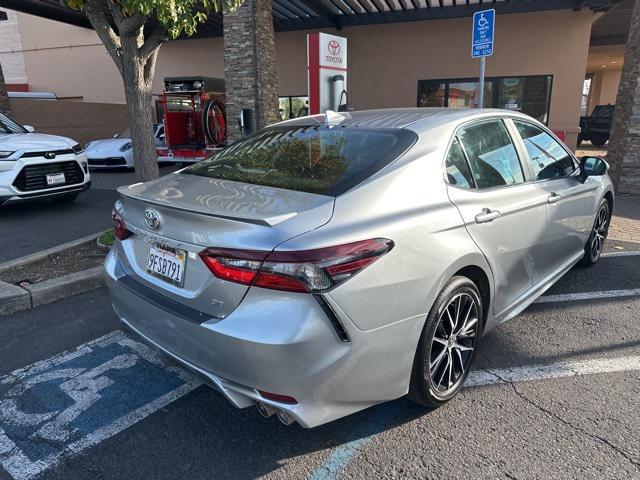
[147,243,187,287]
[46,173,66,186]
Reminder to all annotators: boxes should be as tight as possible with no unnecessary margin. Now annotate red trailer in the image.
[156,76,227,164]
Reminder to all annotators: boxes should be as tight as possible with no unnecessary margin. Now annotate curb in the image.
[0,233,108,316]
[0,231,106,274]
[26,266,106,309]
[0,267,105,316]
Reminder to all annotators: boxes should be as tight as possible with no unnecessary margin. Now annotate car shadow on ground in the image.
[47,382,430,480]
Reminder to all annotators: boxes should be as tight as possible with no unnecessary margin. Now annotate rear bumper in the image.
[104,247,422,427]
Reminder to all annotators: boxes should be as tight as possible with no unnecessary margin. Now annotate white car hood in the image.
[86,138,130,156]
[0,133,76,152]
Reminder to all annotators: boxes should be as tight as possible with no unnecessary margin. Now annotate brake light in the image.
[112,208,132,241]
[199,238,394,293]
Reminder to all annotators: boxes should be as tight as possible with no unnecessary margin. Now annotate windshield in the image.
[0,113,27,134]
[117,127,131,138]
[183,126,416,195]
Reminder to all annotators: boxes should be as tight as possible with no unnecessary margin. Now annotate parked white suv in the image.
[0,112,90,206]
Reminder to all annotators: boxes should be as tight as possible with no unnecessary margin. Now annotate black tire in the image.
[52,193,78,204]
[408,276,483,408]
[580,198,610,267]
[591,135,608,147]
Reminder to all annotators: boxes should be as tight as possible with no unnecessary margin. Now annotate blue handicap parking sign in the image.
[472,9,495,58]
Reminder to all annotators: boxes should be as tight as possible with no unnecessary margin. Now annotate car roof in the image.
[271,108,533,133]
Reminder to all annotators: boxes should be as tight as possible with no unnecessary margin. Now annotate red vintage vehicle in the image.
[156,76,227,164]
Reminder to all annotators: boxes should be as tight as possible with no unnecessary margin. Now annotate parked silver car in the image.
[105,108,613,428]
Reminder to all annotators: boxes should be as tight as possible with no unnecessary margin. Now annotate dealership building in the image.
[0,0,632,149]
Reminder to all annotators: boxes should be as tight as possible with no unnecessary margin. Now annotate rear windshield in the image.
[183,126,417,195]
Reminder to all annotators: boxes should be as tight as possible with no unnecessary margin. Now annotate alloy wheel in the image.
[429,292,479,394]
[590,203,609,262]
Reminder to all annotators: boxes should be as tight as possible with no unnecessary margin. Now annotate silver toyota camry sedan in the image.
[105,108,614,428]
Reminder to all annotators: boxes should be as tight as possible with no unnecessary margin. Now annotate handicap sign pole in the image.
[472,9,495,108]
[479,56,486,109]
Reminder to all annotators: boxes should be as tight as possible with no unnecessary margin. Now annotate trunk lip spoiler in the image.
[117,189,296,227]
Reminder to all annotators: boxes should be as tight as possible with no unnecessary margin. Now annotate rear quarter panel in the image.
[276,136,493,333]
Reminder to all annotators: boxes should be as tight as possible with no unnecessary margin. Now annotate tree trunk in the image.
[606,0,640,194]
[0,62,12,116]
[120,34,160,182]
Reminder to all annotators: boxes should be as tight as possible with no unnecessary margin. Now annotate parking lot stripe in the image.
[601,251,640,258]
[308,355,640,480]
[535,288,640,304]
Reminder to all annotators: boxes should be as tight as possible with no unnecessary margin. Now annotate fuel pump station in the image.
[307,33,349,114]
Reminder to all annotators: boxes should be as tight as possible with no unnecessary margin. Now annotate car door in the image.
[445,118,549,316]
[511,119,598,277]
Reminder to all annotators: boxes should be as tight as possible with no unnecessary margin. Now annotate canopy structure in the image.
[0,0,624,38]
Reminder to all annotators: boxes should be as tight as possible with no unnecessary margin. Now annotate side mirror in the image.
[113,134,118,138]
[578,156,609,182]
[23,125,35,133]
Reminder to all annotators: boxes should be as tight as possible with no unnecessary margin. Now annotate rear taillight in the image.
[112,208,132,241]
[199,238,394,293]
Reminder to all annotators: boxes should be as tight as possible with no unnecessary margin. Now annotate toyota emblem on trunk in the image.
[144,209,161,230]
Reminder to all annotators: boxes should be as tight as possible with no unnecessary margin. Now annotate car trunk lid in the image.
[115,172,335,320]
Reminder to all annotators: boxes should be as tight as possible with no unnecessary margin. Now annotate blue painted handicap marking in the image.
[0,331,202,480]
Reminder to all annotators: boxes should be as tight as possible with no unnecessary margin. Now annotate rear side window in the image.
[458,120,524,189]
[183,126,417,196]
[513,120,576,180]
[445,138,474,189]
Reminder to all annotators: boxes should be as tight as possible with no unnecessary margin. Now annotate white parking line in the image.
[310,355,640,479]
[466,355,640,387]
[535,289,640,304]
[601,251,640,258]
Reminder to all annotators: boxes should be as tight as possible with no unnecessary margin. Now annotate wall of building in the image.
[9,98,128,145]
[15,11,123,102]
[0,9,28,89]
[590,68,622,109]
[10,7,596,146]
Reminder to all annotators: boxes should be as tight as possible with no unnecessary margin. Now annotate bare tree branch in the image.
[139,24,169,62]
[143,47,161,86]
[106,0,146,37]
[83,0,123,75]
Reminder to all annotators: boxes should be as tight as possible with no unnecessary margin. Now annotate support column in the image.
[223,0,279,142]
[607,0,640,194]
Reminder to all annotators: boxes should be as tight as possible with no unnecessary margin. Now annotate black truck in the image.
[578,104,614,147]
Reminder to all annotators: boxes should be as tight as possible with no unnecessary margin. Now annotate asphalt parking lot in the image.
[0,165,179,263]
[0,238,639,480]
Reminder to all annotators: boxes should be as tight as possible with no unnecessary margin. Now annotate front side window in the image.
[183,126,416,196]
[458,120,524,189]
[0,113,26,135]
[513,121,576,180]
[445,138,474,189]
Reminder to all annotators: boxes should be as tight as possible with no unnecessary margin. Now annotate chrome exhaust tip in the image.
[256,402,275,418]
[276,409,295,426]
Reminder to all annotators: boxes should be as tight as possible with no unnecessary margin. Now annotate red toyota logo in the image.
[328,40,341,56]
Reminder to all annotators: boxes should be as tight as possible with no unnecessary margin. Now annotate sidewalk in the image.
[609,194,640,243]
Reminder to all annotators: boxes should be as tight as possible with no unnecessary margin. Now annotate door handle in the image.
[547,192,562,204]
[475,208,501,224]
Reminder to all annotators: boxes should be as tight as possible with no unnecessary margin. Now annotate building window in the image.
[417,75,553,124]
[279,96,309,120]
